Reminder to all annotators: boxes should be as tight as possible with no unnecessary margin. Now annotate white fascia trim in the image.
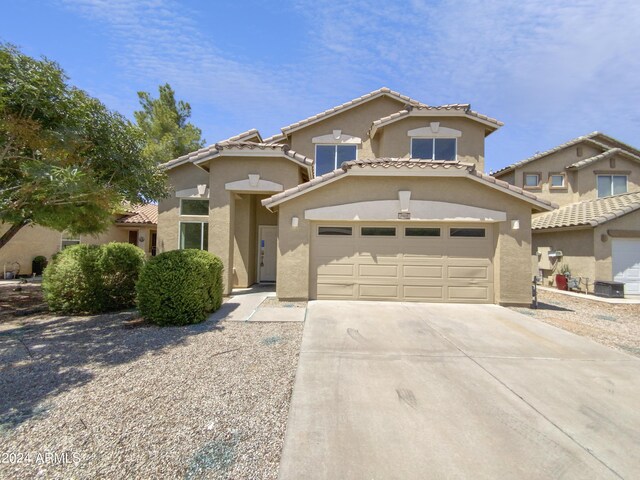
[466,175,554,211]
[305,199,506,222]
[312,130,362,144]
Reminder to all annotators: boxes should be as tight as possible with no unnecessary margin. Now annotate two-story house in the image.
[159,88,554,305]
[492,132,640,296]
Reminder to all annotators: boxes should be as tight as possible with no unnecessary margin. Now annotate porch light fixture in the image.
[291,216,299,228]
[511,220,520,230]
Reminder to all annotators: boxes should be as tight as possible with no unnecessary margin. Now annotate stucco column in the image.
[209,189,235,295]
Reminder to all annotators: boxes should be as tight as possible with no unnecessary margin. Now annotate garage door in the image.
[613,238,640,296]
[311,223,494,303]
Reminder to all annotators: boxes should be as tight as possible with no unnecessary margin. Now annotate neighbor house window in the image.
[597,175,627,198]
[180,199,209,216]
[61,234,80,249]
[361,227,396,236]
[179,222,208,250]
[549,173,566,189]
[318,226,352,236]
[411,138,456,161]
[315,145,357,175]
[523,173,541,189]
[450,228,485,237]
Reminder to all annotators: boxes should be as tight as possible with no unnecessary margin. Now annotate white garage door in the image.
[613,238,640,296]
[311,223,494,303]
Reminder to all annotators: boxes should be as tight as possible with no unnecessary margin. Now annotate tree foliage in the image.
[0,43,168,248]
[134,83,204,164]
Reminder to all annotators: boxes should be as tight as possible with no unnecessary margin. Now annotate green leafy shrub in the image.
[136,249,224,326]
[42,242,145,314]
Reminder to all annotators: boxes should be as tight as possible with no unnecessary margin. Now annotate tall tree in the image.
[134,83,204,164]
[0,44,168,250]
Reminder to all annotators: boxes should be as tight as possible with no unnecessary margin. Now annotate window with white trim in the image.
[179,222,208,250]
[315,145,357,175]
[524,173,541,189]
[549,173,566,188]
[61,234,80,249]
[597,175,627,198]
[411,138,456,161]
[180,199,208,216]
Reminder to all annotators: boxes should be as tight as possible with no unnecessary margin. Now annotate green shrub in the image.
[136,249,224,326]
[42,242,145,314]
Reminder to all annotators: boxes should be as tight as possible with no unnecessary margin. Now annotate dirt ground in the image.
[0,281,45,322]
[512,289,640,357]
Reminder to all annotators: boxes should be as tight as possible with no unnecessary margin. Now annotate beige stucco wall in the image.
[532,228,595,290]
[288,95,412,160]
[496,142,640,206]
[0,222,131,276]
[275,175,535,305]
[377,117,487,171]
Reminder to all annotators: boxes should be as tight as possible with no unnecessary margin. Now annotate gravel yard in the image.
[512,289,640,357]
[0,310,303,479]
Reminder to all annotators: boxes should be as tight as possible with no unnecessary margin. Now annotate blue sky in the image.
[2,0,640,171]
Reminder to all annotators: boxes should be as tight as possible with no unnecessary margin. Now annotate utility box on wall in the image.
[537,246,553,270]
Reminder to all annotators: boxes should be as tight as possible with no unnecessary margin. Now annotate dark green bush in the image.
[136,249,224,326]
[42,242,145,314]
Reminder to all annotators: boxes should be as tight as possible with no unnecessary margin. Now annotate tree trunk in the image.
[0,221,29,250]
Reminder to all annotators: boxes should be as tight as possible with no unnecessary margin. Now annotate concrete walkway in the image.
[279,301,640,480]
[208,285,306,322]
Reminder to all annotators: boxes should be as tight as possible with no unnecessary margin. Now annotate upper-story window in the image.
[549,173,566,189]
[411,138,457,161]
[523,172,541,189]
[597,175,627,198]
[315,145,357,175]
[407,123,461,161]
[180,199,208,216]
[312,130,361,176]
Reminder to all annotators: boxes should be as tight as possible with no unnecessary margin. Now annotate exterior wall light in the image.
[291,216,299,228]
[511,220,520,230]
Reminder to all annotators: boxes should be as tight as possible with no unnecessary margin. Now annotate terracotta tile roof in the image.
[532,192,640,230]
[160,144,219,170]
[218,128,262,144]
[116,203,158,225]
[566,148,640,169]
[262,158,555,211]
[369,104,503,138]
[275,87,427,136]
[492,132,602,176]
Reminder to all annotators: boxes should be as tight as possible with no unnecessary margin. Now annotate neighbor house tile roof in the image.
[566,148,640,169]
[532,192,640,230]
[369,105,503,137]
[116,204,158,225]
[262,158,555,211]
[217,128,263,144]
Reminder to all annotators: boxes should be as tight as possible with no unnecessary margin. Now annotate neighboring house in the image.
[159,87,554,305]
[492,132,640,296]
[0,204,158,276]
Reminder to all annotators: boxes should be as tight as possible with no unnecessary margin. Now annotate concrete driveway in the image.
[279,301,640,480]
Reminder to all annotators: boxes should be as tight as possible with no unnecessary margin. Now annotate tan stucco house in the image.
[493,132,640,296]
[159,88,554,305]
[0,204,158,276]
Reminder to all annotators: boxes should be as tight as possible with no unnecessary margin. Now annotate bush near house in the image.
[43,243,145,314]
[136,250,223,326]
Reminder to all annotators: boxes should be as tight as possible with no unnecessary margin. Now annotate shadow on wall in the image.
[0,311,224,432]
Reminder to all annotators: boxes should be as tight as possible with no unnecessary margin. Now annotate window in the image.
[315,145,357,175]
[411,138,456,161]
[179,222,208,250]
[361,227,396,236]
[549,173,566,188]
[318,226,352,236]
[597,175,627,198]
[524,173,541,189]
[450,228,485,238]
[61,235,80,249]
[180,199,208,216]
[405,227,441,237]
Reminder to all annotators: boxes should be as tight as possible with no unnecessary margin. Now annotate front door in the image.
[258,225,277,282]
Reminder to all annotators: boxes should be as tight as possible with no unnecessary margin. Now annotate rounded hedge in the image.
[136,249,224,326]
[42,242,146,314]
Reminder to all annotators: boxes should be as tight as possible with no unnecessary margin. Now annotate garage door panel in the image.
[317,263,355,276]
[403,265,444,279]
[403,285,444,300]
[448,285,491,301]
[359,264,399,278]
[358,284,399,298]
[612,239,640,296]
[448,265,490,280]
[317,283,356,297]
[314,243,355,257]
